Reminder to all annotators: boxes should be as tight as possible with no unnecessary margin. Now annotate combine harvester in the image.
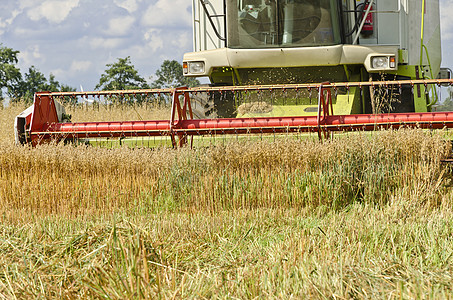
[15,0,453,147]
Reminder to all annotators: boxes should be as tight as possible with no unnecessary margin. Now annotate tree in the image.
[151,60,200,88]
[0,44,22,100]
[95,57,148,91]
[46,74,61,92]
[11,66,47,103]
[24,66,47,95]
[44,74,75,93]
[1,44,75,103]
[11,67,76,104]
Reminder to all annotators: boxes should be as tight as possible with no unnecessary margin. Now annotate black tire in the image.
[368,74,415,113]
[191,92,217,119]
[190,90,236,119]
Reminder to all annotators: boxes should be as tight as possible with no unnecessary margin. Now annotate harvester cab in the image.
[183,0,444,118]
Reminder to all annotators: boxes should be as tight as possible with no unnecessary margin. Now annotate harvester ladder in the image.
[197,0,226,43]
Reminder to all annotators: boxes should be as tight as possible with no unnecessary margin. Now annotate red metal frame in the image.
[29,92,60,146]
[170,87,194,147]
[20,79,453,147]
[317,83,333,140]
[33,111,453,146]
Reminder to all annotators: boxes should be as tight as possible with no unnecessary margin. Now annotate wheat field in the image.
[0,104,452,298]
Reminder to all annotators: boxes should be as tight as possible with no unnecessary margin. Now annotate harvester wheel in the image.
[190,90,237,119]
[191,92,217,119]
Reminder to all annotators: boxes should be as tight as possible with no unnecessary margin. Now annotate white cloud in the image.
[49,68,65,78]
[0,10,20,35]
[114,0,139,13]
[441,0,453,41]
[18,45,43,67]
[27,0,80,24]
[105,16,135,36]
[84,37,125,49]
[142,0,191,28]
[1,0,196,90]
[171,32,191,50]
[70,60,92,73]
[18,0,36,10]
[144,29,164,52]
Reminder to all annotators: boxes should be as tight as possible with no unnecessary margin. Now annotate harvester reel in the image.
[14,79,453,148]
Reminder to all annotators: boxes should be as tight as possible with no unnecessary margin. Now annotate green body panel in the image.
[238,86,360,118]
[210,61,437,118]
[394,65,430,113]
[335,88,361,115]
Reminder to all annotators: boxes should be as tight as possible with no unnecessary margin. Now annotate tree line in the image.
[0,44,199,104]
[0,44,76,103]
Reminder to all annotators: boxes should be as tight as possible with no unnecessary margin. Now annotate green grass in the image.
[0,102,453,298]
[1,207,452,298]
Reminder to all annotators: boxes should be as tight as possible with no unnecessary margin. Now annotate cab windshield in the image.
[227,0,341,48]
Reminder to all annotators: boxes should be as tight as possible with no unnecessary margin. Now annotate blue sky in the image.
[1,0,453,91]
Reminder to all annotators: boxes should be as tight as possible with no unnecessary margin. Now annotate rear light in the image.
[389,56,396,68]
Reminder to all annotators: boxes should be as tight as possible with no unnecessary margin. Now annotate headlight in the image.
[372,56,389,69]
[188,61,205,74]
[365,54,397,72]
[370,55,396,70]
